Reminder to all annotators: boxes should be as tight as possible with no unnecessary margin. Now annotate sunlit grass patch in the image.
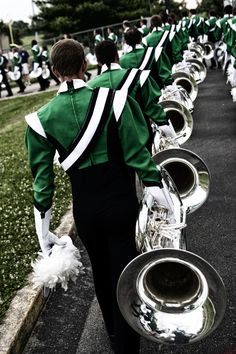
[0,93,72,321]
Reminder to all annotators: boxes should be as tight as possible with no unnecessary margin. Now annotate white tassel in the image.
[231,87,236,102]
[31,235,83,291]
[227,66,236,87]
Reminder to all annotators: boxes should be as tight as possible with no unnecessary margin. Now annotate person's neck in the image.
[61,74,84,82]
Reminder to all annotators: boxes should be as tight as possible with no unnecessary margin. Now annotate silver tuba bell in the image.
[117,168,226,345]
[158,97,193,146]
[172,62,198,103]
[203,41,215,60]
[185,58,207,84]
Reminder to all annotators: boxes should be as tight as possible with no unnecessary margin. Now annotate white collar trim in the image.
[58,79,87,93]
[101,63,121,73]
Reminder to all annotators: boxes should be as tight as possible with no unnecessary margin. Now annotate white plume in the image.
[31,235,83,291]
[227,65,236,87]
[231,87,236,102]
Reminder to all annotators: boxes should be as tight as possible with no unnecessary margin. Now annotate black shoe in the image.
[6,93,13,97]
[38,88,46,91]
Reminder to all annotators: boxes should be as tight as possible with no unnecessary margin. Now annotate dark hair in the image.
[150,15,162,28]
[124,27,142,48]
[140,18,147,25]
[95,40,118,66]
[209,10,216,17]
[224,5,232,14]
[51,39,85,76]
[189,9,197,15]
[31,40,37,46]
[123,20,130,27]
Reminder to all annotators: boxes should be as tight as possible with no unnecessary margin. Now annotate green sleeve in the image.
[154,51,173,88]
[25,126,56,211]
[118,97,162,186]
[138,76,167,125]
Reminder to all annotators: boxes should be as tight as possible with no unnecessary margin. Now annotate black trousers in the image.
[0,71,13,97]
[70,162,140,353]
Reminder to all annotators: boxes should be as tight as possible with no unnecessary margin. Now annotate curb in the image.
[0,207,76,354]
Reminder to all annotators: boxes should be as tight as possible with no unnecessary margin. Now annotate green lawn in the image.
[0,92,72,321]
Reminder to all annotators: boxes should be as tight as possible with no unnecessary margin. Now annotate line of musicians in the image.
[0,41,60,98]
[24,8,215,354]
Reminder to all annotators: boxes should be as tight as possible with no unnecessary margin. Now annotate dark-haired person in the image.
[11,46,26,93]
[42,45,60,85]
[24,38,176,354]
[122,20,131,54]
[94,29,104,74]
[204,10,218,69]
[142,14,182,66]
[31,39,49,91]
[138,18,150,37]
[89,40,176,152]
[188,8,205,40]
[120,26,173,89]
[107,27,118,44]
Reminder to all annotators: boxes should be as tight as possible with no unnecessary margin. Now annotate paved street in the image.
[22,68,236,354]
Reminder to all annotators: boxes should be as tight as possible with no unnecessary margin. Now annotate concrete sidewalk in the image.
[0,207,76,354]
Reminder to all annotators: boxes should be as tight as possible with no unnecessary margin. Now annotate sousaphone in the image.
[117,167,226,345]
[8,66,21,81]
[29,63,43,79]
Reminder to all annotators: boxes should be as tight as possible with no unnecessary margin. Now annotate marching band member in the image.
[204,10,218,69]
[11,46,26,93]
[93,29,104,75]
[120,26,173,89]
[41,45,60,85]
[25,39,176,354]
[188,8,205,41]
[88,40,176,152]
[0,50,13,98]
[214,5,233,71]
[19,46,31,86]
[138,18,150,37]
[31,39,49,91]
[107,27,118,44]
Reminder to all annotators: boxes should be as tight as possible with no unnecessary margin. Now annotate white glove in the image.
[159,120,176,138]
[34,207,66,255]
[144,185,175,222]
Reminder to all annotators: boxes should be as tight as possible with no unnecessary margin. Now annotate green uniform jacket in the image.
[139,25,150,37]
[224,17,236,56]
[214,15,233,42]
[119,44,173,88]
[31,44,42,64]
[25,79,161,211]
[188,15,205,39]
[179,17,191,50]
[204,16,218,43]
[143,26,183,65]
[88,63,166,126]
[13,52,22,67]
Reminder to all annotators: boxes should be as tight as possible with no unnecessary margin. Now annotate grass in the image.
[0,91,72,321]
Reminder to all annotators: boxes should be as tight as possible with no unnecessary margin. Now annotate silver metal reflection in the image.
[158,100,193,146]
[117,169,226,345]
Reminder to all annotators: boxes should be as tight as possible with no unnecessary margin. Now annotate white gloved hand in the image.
[159,120,176,138]
[144,185,175,222]
[40,231,67,256]
[34,207,66,256]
